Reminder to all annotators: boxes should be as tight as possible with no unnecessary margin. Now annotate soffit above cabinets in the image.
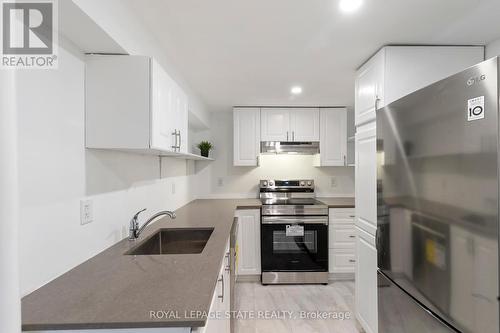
[59,1,127,54]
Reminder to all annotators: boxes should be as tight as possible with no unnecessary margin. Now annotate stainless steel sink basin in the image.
[126,228,214,255]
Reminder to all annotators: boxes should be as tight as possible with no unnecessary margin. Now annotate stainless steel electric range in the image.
[259,179,329,284]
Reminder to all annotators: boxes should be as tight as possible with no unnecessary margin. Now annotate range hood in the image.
[260,141,319,155]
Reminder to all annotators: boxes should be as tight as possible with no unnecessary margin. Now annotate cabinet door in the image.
[233,108,261,166]
[355,226,378,333]
[222,242,231,333]
[290,108,320,141]
[384,46,484,106]
[85,55,151,149]
[329,248,356,273]
[355,121,377,235]
[261,108,290,141]
[173,85,188,153]
[151,59,176,151]
[319,108,347,166]
[235,210,261,275]
[355,49,384,126]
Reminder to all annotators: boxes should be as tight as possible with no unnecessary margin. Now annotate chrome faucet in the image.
[129,209,176,240]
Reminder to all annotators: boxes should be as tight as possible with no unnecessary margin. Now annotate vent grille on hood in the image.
[260,141,319,155]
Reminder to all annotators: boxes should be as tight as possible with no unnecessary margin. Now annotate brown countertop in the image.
[21,199,262,331]
[317,197,355,208]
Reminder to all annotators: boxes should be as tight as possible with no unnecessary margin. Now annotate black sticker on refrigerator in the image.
[467,96,484,121]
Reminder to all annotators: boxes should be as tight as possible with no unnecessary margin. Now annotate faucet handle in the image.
[133,208,147,221]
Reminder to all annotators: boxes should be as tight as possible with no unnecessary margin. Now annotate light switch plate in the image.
[80,199,94,225]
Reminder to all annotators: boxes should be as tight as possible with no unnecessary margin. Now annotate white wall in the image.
[195,112,355,198]
[486,38,500,59]
[1,71,21,332]
[17,36,202,296]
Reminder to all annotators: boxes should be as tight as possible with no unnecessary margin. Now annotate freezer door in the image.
[378,272,456,333]
[377,57,499,333]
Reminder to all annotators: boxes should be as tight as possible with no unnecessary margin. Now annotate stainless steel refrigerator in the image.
[377,57,499,333]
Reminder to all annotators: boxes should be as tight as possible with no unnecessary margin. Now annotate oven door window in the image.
[273,229,317,254]
[261,223,328,272]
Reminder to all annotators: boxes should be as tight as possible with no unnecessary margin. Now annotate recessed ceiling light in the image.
[291,86,302,95]
[339,0,363,13]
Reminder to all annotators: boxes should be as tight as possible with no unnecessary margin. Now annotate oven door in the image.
[261,216,328,272]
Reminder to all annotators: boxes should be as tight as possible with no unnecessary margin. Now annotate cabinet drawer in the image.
[329,208,355,224]
[329,224,356,249]
[329,249,356,273]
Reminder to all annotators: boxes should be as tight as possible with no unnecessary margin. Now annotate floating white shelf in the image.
[178,153,214,161]
[86,147,214,162]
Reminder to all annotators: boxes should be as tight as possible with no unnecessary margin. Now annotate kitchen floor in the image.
[234,281,362,333]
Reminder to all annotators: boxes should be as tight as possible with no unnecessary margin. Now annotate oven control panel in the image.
[260,179,314,189]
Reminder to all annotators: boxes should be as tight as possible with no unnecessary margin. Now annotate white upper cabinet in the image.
[261,108,319,142]
[151,58,176,151]
[233,108,261,166]
[260,108,291,141]
[317,108,347,166]
[290,108,320,141]
[355,50,385,127]
[86,55,188,154]
[355,46,484,126]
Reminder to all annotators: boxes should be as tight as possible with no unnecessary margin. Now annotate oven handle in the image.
[262,216,328,225]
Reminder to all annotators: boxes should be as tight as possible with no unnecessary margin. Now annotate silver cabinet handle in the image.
[225,252,230,272]
[292,131,295,141]
[171,130,178,150]
[349,215,355,218]
[349,259,356,263]
[286,131,289,141]
[177,130,181,150]
[375,95,380,111]
[344,155,346,166]
[218,274,224,301]
[349,235,356,238]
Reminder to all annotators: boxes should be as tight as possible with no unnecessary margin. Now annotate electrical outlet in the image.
[171,182,176,194]
[217,177,224,187]
[80,199,94,225]
[330,177,338,188]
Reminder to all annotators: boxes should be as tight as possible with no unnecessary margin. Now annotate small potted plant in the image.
[197,141,213,158]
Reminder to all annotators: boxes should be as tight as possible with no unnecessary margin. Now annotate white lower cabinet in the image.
[355,226,378,333]
[194,240,231,333]
[235,209,261,276]
[328,208,356,275]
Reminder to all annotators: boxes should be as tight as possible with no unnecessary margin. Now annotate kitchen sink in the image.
[126,228,214,255]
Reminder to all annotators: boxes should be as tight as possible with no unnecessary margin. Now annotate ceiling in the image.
[124,0,500,111]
